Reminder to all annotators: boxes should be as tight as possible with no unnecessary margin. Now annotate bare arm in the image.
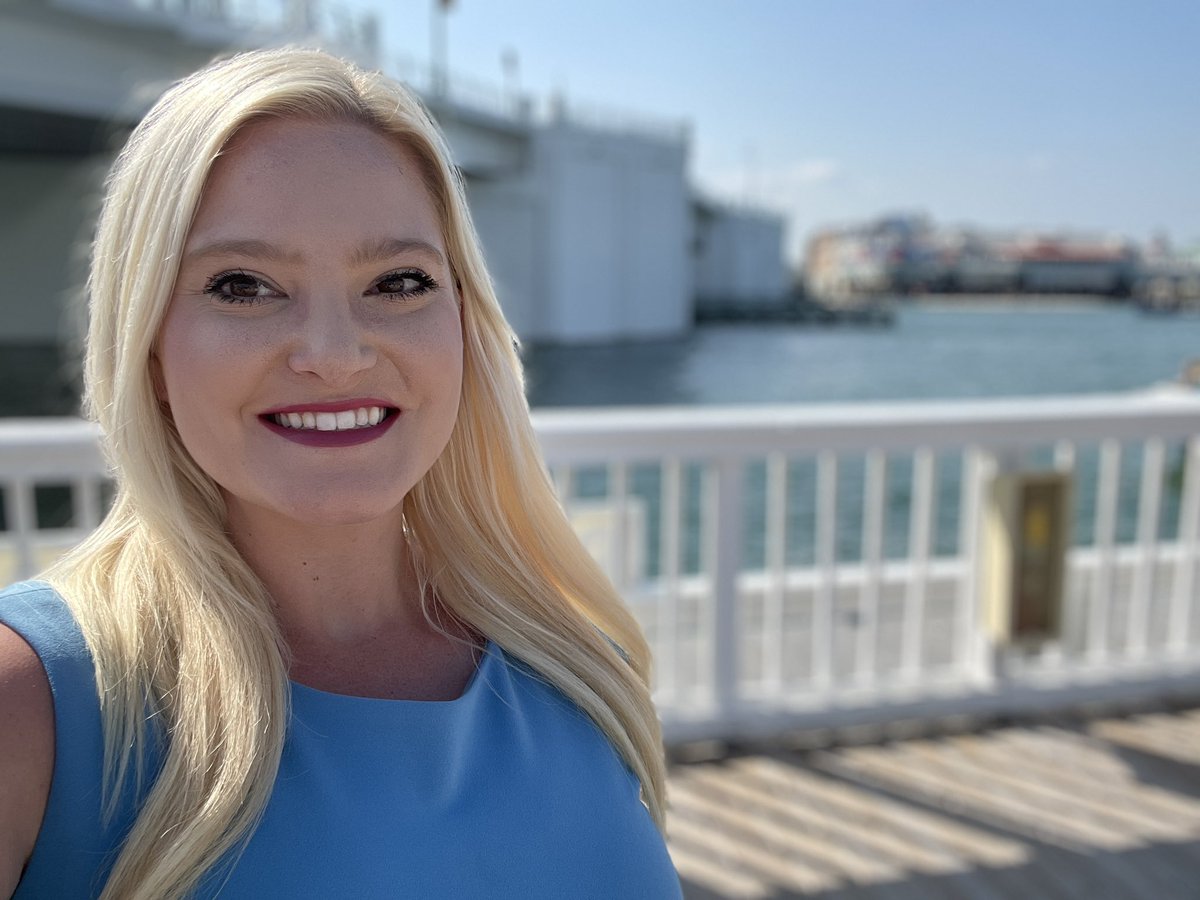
[0,624,54,898]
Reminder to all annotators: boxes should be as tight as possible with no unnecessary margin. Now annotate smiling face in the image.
[155,117,463,531]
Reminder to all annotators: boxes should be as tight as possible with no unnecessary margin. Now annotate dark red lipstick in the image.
[259,400,399,448]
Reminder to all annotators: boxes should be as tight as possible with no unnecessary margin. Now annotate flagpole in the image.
[431,0,452,97]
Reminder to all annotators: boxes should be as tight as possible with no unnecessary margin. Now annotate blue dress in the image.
[0,581,681,898]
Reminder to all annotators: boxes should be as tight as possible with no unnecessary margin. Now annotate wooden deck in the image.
[667,707,1200,899]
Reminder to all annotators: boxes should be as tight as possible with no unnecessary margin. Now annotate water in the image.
[523,302,1200,576]
[524,302,1200,408]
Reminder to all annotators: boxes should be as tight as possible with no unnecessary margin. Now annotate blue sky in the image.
[356,1,1200,259]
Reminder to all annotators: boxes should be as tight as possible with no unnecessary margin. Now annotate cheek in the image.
[155,313,262,417]
[403,304,464,393]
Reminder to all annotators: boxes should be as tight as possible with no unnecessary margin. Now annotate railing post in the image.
[902,448,935,680]
[958,447,996,686]
[607,462,629,589]
[813,452,838,693]
[656,459,683,700]
[1128,439,1164,661]
[709,457,744,729]
[1169,438,1200,656]
[763,453,788,694]
[857,448,887,683]
[1090,440,1122,663]
[5,479,37,582]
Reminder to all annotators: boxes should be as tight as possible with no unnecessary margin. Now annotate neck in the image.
[224,499,481,699]
[226,502,424,646]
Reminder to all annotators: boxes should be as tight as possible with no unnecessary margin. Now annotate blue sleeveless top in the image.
[0,581,681,898]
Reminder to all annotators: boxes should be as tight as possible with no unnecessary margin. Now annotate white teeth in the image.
[273,406,388,431]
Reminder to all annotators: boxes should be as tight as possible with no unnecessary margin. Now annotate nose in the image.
[286,299,377,384]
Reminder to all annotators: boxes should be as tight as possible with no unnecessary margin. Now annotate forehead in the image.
[186,117,443,250]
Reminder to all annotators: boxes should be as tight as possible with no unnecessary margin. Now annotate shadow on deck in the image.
[667,706,1200,899]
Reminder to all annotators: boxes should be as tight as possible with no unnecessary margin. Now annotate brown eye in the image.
[225,276,263,299]
[373,269,438,299]
[203,272,275,304]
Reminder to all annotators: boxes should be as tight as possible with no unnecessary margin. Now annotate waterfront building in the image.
[1135,237,1200,311]
[804,216,923,303]
[1005,233,1137,296]
[692,198,789,314]
[805,214,1142,302]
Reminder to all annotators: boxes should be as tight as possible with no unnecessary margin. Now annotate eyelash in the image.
[201,269,441,305]
[371,269,440,300]
[203,270,272,305]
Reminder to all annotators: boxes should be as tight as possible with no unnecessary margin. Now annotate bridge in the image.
[1,0,700,364]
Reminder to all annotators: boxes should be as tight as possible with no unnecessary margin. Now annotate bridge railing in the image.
[52,0,381,63]
[3,389,1200,742]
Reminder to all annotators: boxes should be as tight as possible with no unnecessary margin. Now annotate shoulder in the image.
[0,612,55,897]
[0,583,146,897]
[0,581,95,688]
[0,580,82,641]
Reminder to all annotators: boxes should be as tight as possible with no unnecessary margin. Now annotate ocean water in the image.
[523,302,1200,408]
[523,302,1200,574]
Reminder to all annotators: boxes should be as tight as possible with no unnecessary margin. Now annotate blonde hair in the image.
[47,48,665,900]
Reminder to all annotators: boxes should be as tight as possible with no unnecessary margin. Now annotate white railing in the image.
[53,0,686,145]
[536,388,1200,741]
[4,388,1200,743]
[389,51,690,145]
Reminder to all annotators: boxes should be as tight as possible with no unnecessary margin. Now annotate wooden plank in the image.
[669,710,1200,900]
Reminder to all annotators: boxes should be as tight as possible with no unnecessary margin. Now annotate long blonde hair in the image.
[47,48,665,900]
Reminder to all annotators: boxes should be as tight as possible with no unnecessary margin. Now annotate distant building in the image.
[1135,237,1200,311]
[1004,235,1136,296]
[805,216,926,304]
[804,214,1141,303]
[692,200,788,313]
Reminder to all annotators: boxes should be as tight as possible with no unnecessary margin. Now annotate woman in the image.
[0,49,679,898]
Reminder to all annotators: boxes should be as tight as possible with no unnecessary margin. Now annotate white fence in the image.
[4,389,1200,743]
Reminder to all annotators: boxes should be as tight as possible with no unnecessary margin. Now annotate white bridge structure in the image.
[2,0,784,373]
[4,388,1200,744]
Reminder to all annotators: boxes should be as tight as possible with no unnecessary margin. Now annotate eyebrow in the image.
[349,238,446,268]
[183,237,446,267]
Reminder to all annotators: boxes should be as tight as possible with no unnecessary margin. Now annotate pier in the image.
[694,296,895,327]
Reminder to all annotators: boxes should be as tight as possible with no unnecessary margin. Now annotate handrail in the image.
[532,387,1200,459]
